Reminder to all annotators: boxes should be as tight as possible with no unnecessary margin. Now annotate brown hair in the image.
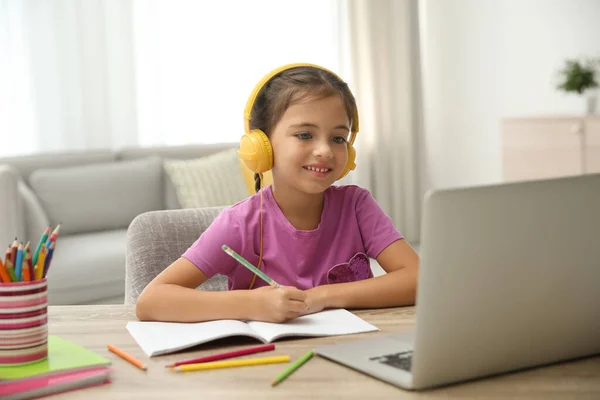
[250,66,357,192]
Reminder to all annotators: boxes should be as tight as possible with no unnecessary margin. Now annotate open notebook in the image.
[127,309,379,357]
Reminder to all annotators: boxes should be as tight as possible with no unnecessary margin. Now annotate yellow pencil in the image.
[35,245,47,281]
[173,355,290,372]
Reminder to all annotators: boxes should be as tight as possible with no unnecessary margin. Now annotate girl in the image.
[136,63,419,323]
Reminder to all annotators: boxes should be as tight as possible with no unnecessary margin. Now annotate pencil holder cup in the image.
[0,278,48,366]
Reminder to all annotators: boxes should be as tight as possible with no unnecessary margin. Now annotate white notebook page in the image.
[247,309,379,342]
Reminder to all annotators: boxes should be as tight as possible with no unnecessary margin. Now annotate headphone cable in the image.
[248,173,264,290]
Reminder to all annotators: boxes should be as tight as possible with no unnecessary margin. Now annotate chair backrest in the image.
[125,207,228,304]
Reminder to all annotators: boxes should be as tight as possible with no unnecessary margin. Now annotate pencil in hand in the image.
[107,344,147,371]
[221,244,280,288]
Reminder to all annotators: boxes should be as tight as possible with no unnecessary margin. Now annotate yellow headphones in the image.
[238,63,359,180]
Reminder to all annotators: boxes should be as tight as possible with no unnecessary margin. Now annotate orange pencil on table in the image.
[107,344,147,371]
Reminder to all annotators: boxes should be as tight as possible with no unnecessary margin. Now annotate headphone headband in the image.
[243,63,359,144]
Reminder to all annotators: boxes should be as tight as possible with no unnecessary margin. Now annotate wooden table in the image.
[48,305,600,399]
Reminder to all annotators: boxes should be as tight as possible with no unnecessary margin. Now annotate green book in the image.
[0,336,111,381]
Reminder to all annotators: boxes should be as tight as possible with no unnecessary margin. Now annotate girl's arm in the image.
[305,239,419,312]
[135,258,308,323]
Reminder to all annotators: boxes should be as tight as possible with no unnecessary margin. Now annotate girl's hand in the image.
[302,286,328,315]
[249,286,308,323]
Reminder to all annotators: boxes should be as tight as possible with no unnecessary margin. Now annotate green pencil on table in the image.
[271,350,314,386]
[221,245,280,288]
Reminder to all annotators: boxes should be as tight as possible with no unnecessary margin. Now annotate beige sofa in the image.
[0,143,243,305]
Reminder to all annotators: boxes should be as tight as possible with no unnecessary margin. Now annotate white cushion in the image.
[164,148,249,209]
[29,157,163,235]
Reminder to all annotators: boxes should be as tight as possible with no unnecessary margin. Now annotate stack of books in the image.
[0,336,111,399]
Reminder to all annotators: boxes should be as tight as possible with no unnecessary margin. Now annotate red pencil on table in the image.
[164,344,276,368]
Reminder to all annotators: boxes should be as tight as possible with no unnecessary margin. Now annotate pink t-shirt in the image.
[182,185,403,290]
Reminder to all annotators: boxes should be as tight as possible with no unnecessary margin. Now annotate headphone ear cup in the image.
[238,129,274,173]
[338,142,357,180]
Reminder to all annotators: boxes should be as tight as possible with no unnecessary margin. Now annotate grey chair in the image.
[125,207,228,304]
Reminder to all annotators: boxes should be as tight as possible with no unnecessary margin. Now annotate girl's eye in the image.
[296,132,312,140]
[332,136,347,144]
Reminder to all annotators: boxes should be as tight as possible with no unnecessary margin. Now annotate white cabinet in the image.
[501,116,600,182]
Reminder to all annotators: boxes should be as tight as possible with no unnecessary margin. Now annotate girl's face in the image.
[269,95,351,195]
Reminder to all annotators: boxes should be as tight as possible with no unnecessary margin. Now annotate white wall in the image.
[420,0,600,191]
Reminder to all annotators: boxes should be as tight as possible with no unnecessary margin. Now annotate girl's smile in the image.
[303,163,334,178]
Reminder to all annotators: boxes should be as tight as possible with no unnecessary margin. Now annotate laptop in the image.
[315,174,600,390]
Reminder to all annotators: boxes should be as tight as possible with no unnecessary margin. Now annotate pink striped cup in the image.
[0,278,48,366]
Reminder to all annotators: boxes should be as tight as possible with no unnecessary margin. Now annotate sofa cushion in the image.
[46,229,126,305]
[0,150,115,181]
[118,143,239,209]
[164,148,249,209]
[164,175,181,210]
[29,157,163,235]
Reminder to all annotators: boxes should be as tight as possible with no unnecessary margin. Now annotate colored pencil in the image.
[26,249,34,281]
[14,243,24,281]
[43,241,55,277]
[271,350,314,386]
[34,244,46,281]
[0,258,10,283]
[221,245,280,288]
[5,258,16,282]
[46,223,61,248]
[32,226,50,267]
[107,344,147,371]
[22,249,31,282]
[173,355,290,372]
[165,344,276,368]
[10,238,18,269]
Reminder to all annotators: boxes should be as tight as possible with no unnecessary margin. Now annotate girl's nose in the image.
[314,140,333,159]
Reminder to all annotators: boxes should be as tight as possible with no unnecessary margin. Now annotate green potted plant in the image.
[557,58,600,114]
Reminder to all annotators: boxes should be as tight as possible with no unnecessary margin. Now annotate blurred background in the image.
[1,0,599,247]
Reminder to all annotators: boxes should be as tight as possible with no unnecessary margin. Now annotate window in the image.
[133,0,342,146]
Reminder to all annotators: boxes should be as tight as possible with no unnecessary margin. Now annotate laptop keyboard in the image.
[369,350,413,371]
